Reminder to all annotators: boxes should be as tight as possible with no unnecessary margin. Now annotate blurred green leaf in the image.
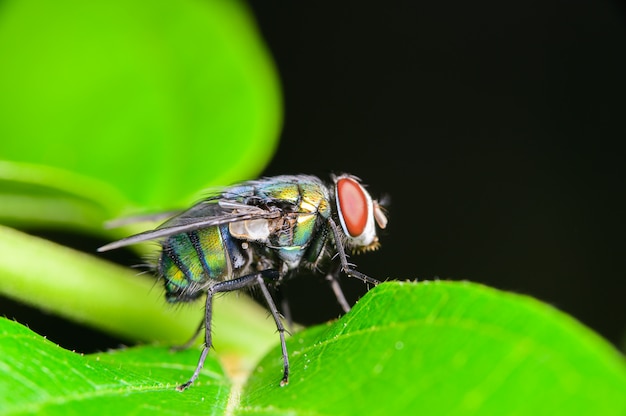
[0,1,286,411]
[0,0,282,230]
[0,225,279,372]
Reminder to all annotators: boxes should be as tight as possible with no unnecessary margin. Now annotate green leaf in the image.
[0,318,231,415]
[241,281,626,415]
[0,0,282,229]
[2,280,625,415]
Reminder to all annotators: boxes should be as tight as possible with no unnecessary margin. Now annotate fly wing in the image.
[103,211,184,229]
[98,199,281,252]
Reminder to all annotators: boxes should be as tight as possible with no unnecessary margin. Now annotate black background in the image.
[249,0,626,348]
[3,1,626,352]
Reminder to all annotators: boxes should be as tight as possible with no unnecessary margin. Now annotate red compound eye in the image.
[337,177,369,237]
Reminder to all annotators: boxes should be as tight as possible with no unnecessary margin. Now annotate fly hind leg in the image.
[256,274,290,386]
[176,269,289,391]
[176,272,264,391]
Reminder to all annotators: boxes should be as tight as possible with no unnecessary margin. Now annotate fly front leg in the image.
[176,273,263,391]
[328,218,380,286]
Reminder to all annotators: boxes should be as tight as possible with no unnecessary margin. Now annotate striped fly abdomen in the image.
[160,225,248,302]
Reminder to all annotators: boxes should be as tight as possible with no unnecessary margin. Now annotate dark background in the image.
[249,0,626,348]
[4,1,626,352]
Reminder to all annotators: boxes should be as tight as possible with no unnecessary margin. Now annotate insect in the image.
[98,174,388,390]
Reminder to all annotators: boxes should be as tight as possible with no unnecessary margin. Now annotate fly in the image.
[98,174,388,390]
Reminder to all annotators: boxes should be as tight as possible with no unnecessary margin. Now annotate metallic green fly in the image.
[99,174,388,390]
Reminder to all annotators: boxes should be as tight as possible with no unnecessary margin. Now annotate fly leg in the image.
[325,262,351,313]
[176,272,263,391]
[328,218,380,286]
[255,274,290,386]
